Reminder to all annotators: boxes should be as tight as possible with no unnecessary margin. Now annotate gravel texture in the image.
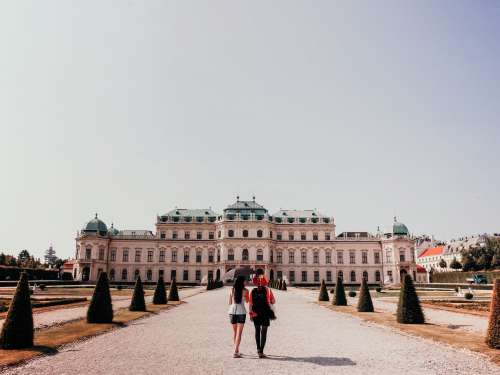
[0,287,202,329]
[4,287,499,375]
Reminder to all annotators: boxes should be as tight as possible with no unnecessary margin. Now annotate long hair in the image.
[233,276,245,304]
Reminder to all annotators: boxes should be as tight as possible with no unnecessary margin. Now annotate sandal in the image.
[233,353,241,358]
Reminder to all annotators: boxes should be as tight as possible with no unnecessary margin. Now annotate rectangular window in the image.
[301,233,306,240]
[277,252,282,263]
[349,251,356,264]
[325,233,331,241]
[208,270,213,280]
[314,271,319,282]
[289,271,295,282]
[209,232,214,240]
[159,269,164,278]
[148,250,154,262]
[289,251,295,264]
[374,252,380,264]
[184,251,189,263]
[184,231,190,240]
[301,252,307,264]
[196,252,202,263]
[289,233,294,241]
[228,251,234,261]
[313,252,319,264]
[218,231,221,238]
[159,250,165,262]
[301,271,307,282]
[135,250,141,263]
[123,249,129,262]
[208,252,214,263]
[172,231,178,239]
[337,251,343,264]
[277,233,282,240]
[313,233,318,241]
[110,249,116,262]
[326,270,332,282]
[172,250,177,262]
[362,252,368,264]
[195,270,201,281]
[257,251,263,261]
[277,271,283,280]
[171,269,177,280]
[400,251,406,262]
[99,248,105,260]
[160,231,166,239]
[197,232,202,240]
[326,252,331,264]
[183,270,189,281]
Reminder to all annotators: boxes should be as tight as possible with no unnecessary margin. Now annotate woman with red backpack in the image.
[249,269,276,358]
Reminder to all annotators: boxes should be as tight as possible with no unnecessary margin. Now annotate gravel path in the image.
[296,289,488,334]
[4,287,498,375]
[0,287,203,329]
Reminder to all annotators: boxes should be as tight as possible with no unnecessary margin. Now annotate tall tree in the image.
[87,272,113,323]
[397,275,425,324]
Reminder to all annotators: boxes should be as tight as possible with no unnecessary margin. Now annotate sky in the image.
[1,1,499,260]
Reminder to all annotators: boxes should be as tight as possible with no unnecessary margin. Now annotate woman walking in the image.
[249,270,276,358]
[228,275,249,358]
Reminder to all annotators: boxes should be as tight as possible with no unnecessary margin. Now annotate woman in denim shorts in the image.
[228,276,249,358]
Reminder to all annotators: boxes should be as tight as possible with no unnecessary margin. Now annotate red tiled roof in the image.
[416,265,427,273]
[418,245,445,258]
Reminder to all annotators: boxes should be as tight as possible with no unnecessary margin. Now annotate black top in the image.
[251,287,271,326]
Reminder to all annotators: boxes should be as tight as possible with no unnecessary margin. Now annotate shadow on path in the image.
[257,355,356,367]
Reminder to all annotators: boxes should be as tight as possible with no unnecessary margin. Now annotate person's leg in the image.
[232,323,237,345]
[254,322,261,353]
[260,326,268,354]
[234,323,244,353]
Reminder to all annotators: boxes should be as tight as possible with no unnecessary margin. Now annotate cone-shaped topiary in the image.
[281,280,287,291]
[333,277,347,306]
[168,278,180,301]
[153,276,168,305]
[318,279,329,302]
[357,277,374,312]
[129,276,146,311]
[0,272,34,349]
[486,279,500,348]
[87,271,113,323]
[397,274,425,324]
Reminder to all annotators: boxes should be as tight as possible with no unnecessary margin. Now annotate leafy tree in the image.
[332,277,347,306]
[17,250,30,267]
[462,255,476,272]
[449,257,462,270]
[476,254,491,270]
[0,273,34,349]
[153,276,167,305]
[357,278,374,312]
[129,276,146,311]
[0,253,6,266]
[438,258,447,269]
[168,278,179,301]
[397,275,425,324]
[318,280,329,302]
[87,271,113,323]
[486,279,500,348]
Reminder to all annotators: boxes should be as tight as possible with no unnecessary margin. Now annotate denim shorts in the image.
[229,314,246,324]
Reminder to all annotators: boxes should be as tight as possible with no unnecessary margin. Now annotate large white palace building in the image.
[72,198,417,285]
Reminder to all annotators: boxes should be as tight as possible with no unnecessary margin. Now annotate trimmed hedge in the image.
[486,279,500,348]
[357,278,374,312]
[129,276,146,312]
[397,275,425,324]
[431,271,499,284]
[87,272,113,323]
[0,267,59,281]
[318,280,329,302]
[168,278,180,301]
[153,277,167,305]
[332,277,347,306]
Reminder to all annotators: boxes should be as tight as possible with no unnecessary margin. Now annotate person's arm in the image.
[269,289,276,305]
[244,289,250,303]
[228,289,233,305]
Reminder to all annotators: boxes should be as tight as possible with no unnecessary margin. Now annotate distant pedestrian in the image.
[228,275,249,358]
[249,270,276,358]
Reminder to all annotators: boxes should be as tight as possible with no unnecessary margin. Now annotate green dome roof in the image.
[393,218,409,236]
[108,223,119,236]
[83,214,108,235]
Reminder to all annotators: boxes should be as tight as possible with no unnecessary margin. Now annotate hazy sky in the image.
[1,1,499,260]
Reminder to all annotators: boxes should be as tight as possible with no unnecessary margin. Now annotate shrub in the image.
[116,284,123,291]
[397,275,425,324]
[332,277,347,306]
[486,279,500,348]
[168,278,180,301]
[318,280,329,302]
[375,287,382,293]
[0,272,34,349]
[357,278,374,312]
[153,276,167,305]
[129,276,146,312]
[281,280,287,291]
[348,290,356,298]
[87,271,113,323]
[464,292,474,300]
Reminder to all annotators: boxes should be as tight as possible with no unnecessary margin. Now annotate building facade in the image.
[72,198,417,285]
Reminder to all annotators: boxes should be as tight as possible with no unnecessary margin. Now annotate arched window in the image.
[242,249,249,261]
[85,246,92,260]
[134,269,140,280]
[242,230,249,238]
[257,229,263,238]
[228,230,234,238]
[301,251,307,264]
[196,250,202,263]
[289,250,295,264]
[99,247,105,260]
[147,269,153,281]
[362,270,368,281]
[109,269,115,281]
[350,270,356,282]
[313,251,319,264]
[121,269,128,280]
[208,250,214,263]
[399,248,406,262]
[257,249,263,261]
[217,248,221,262]
[375,270,381,282]
[325,250,331,264]
[277,251,282,263]
[338,270,343,280]
[228,249,234,261]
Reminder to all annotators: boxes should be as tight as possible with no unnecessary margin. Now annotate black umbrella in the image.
[222,267,254,280]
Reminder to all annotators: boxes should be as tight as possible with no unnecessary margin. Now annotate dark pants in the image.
[253,322,268,353]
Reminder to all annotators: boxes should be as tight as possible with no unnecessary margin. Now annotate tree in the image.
[318,279,329,302]
[439,258,447,269]
[44,246,57,266]
[87,271,113,323]
[0,273,34,349]
[486,279,500,348]
[397,275,425,324]
[332,277,347,306]
[129,276,146,312]
[168,278,179,301]
[17,250,30,267]
[491,254,500,269]
[0,253,6,266]
[357,278,374,312]
[476,254,491,270]
[153,277,167,305]
[449,257,462,270]
[462,256,476,272]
